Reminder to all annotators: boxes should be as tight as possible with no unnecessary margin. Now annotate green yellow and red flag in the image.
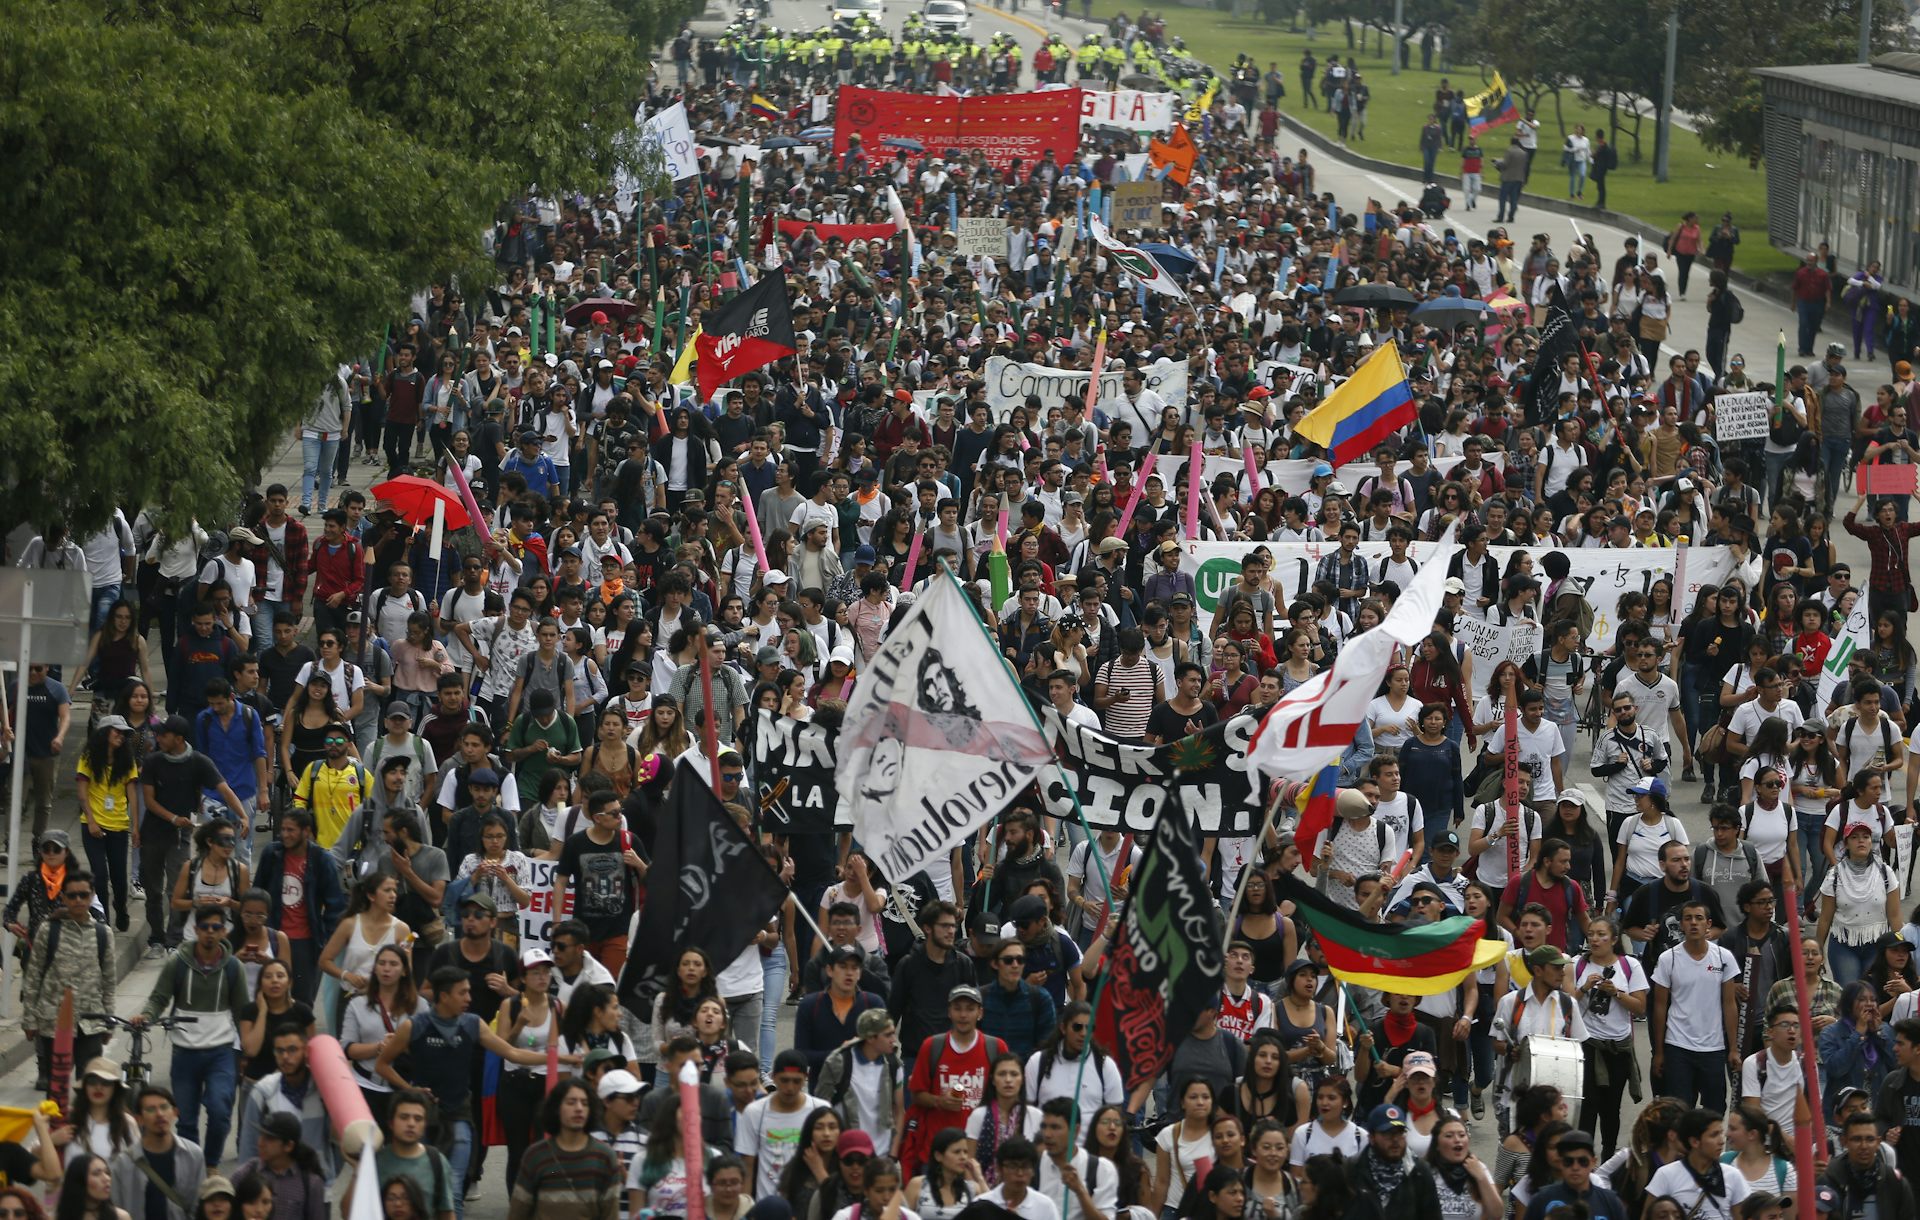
[1274,872,1506,995]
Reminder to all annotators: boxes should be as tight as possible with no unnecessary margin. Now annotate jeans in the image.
[173,1044,239,1166]
[1422,148,1438,178]
[760,943,790,1066]
[288,936,321,1005]
[23,757,55,841]
[1594,173,1608,209]
[89,583,124,636]
[1497,180,1523,221]
[1461,171,1481,209]
[1822,433,1853,512]
[439,1117,475,1220]
[1830,936,1879,986]
[727,993,764,1060]
[500,1071,545,1193]
[1799,812,1830,898]
[1568,162,1586,197]
[1659,1044,1727,1112]
[140,826,190,946]
[384,420,417,479]
[1678,664,1705,753]
[1467,981,1497,1100]
[300,435,340,511]
[1764,448,1795,508]
[250,599,288,654]
[82,827,131,919]
[1798,299,1826,355]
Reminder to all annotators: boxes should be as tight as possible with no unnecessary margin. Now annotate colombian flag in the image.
[1293,340,1416,468]
[1464,71,1518,136]
[1275,873,1507,995]
[1293,764,1340,862]
[750,94,782,120]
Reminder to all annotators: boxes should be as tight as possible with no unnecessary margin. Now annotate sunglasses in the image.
[841,1154,870,1165]
[197,922,226,932]
[721,771,744,783]
[1759,780,1783,789]
[324,736,348,744]
[39,843,62,854]
[1067,1022,1089,1033]
[1560,1155,1593,1166]
[1000,956,1026,965]
[65,892,94,902]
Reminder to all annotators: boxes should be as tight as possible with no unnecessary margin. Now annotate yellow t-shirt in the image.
[75,756,136,832]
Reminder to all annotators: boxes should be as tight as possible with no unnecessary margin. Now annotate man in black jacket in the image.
[799,901,891,999]
[1345,1104,1443,1220]
[886,900,975,1073]
[1828,1110,1919,1220]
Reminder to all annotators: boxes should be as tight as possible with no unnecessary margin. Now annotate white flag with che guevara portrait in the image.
[836,576,1054,884]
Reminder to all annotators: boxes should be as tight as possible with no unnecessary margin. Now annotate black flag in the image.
[618,758,791,1015]
[1527,286,1579,424]
[1091,787,1225,1091]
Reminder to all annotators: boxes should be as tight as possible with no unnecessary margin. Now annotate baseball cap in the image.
[521,945,554,968]
[1363,1104,1408,1134]
[597,1069,645,1099]
[258,1112,303,1143]
[459,891,499,915]
[838,1130,877,1158]
[755,646,783,666]
[856,1008,896,1039]
[825,944,864,967]
[384,701,414,723]
[1628,776,1667,797]
[1524,945,1572,970]
[159,714,193,740]
[1815,1186,1841,1215]
[1401,1051,1437,1078]
[1311,461,1334,478]
[468,767,501,788]
[1431,830,1461,852]
[948,984,984,1005]
[1443,577,1466,594]
[854,544,878,565]
[1557,790,1584,805]
[583,1047,625,1071]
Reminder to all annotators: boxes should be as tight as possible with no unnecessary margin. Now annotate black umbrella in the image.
[881,136,926,152]
[763,135,805,149]
[1333,283,1420,309]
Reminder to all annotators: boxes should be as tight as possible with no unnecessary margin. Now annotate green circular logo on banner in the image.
[1195,557,1242,613]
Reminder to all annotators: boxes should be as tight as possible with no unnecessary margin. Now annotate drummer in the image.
[1492,945,1589,1127]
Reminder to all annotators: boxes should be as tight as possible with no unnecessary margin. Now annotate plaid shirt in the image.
[1843,508,1920,592]
[1316,549,1371,616]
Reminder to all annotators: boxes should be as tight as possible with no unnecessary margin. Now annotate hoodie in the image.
[143,942,250,1050]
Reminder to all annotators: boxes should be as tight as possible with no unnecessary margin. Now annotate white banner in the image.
[1179,541,1739,647]
[640,102,700,181]
[836,578,1055,883]
[983,355,1188,426]
[515,859,578,950]
[1081,88,1179,132]
[1147,452,1505,498]
[955,217,1006,258]
[1715,391,1771,442]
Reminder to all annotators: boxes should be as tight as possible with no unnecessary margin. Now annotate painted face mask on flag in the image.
[693,269,797,403]
[835,575,1054,885]
[1090,216,1187,301]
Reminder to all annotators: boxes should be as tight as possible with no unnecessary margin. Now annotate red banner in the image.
[775,220,898,242]
[833,86,1082,175]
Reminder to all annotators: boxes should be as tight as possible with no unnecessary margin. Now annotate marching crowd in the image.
[9,10,1920,1220]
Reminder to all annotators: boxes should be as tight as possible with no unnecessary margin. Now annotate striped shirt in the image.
[508,1137,623,1220]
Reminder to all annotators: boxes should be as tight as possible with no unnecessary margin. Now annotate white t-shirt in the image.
[1616,814,1689,881]
[740,1094,829,1196]
[1035,1152,1119,1220]
[1740,1047,1805,1135]
[1644,1159,1750,1220]
[1154,1124,1214,1212]
[1737,797,1794,867]
[1288,1119,1364,1166]
[1822,800,1896,841]
[438,585,492,670]
[1730,696,1805,742]
[1487,717,1566,800]
[1573,954,1648,1042]
[980,1187,1060,1220]
[200,554,257,618]
[1469,803,1543,889]
[1620,672,1683,743]
[846,1054,895,1155]
[1366,696,1420,750]
[1371,792,1420,862]
[292,658,363,717]
[1650,942,1740,1052]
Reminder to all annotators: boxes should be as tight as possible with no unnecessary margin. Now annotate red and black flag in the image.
[1093,788,1226,1091]
[693,268,796,402]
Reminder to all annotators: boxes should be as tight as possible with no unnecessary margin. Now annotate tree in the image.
[0,0,690,535]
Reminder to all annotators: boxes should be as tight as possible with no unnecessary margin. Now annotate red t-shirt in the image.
[904,1031,1002,1168]
[1510,870,1588,952]
[1796,630,1832,673]
[281,848,311,941]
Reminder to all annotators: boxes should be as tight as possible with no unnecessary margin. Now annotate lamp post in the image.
[1654,8,1677,183]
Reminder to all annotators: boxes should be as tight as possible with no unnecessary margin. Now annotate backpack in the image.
[1691,840,1763,887]
[1506,871,1589,952]
[826,1042,904,1110]
[36,918,110,985]
[1728,294,1746,325]
[1328,816,1389,860]
[370,588,426,636]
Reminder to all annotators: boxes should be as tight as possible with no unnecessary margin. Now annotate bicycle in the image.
[78,1013,196,1091]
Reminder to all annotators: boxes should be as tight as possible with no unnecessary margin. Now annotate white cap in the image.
[596,1069,645,1099]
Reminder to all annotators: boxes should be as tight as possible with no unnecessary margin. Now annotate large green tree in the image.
[0,0,686,535]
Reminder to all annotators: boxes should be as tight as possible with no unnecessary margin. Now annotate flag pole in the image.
[934,557,1123,1157]
[698,639,722,793]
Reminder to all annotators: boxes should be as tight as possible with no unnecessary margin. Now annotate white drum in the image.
[1513,1034,1585,1128]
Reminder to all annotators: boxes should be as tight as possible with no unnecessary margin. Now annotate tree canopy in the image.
[0,0,689,534]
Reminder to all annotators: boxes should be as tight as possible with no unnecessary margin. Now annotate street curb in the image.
[1273,112,1786,306]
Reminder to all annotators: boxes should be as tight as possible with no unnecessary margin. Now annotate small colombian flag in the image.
[750,94,782,121]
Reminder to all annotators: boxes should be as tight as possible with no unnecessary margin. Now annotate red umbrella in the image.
[564,297,642,327]
[368,475,471,530]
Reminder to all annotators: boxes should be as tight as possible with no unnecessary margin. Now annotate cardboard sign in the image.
[1111,180,1163,231]
[955,217,1005,258]
[1714,391,1771,442]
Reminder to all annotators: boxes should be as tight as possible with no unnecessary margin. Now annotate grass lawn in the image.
[1081,5,1794,277]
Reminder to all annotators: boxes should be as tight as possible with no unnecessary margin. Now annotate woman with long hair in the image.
[1868,610,1918,711]
[1155,1078,1220,1218]
[281,671,345,782]
[78,600,149,711]
[631,694,691,759]
[1287,1076,1363,1180]
[1738,717,1795,807]
[1409,634,1473,749]
[904,1126,984,1220]
[1572,917,1647,1159]
[338,944,425,1123]
[238,966,317,1095]
[1675,587,1722,768]
[1367,665,1421,754]
[1232,875,1297,993]
[779,1108,847,1217]
[1818,818,1902,986]
[1509,1120,1573,1218]
[1243,1121,1299,1220]
[1549,791,1607,908]
[0,1187,47,1220]
[1387,1053,1449,1157]
[316,874,409,1032]
[1870,932,1920,1015]
[632,1087,706,1219]
[1084,1103,1151,1209]
[803,1131,874,1220]
[112,677,164,757]
[229,888,291,997]
[1274,962,1339,1087]
[390,611,454,723]
[53,1058,138,1166]
[73,715,139,930]
[1237,1029,1309,1130]
[171,820,247,927]
[963,1054,1042,1185]
[1494,1087,1568,1204]
[650,948,719,1068]
[53,1154,127,1220]
[1608,779,1688,913]
[1789,723,1841,897]
[1459,883,1511,1121]
[1297,1153,1379,1220]
[1181,1164,1249,1220]
[1600,1099,1685,1219]
[1424,1114,1498,1220]
[495,946,561,1185]
[1721,1102,1795,1196]
[563,625,608,735]
[455,812,533,937]
[561,981,641,1075]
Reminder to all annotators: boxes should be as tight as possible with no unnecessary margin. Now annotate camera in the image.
[1587,965,1615,1016]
